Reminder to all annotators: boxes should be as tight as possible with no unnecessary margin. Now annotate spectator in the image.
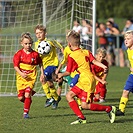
[119,18,133,67]
[72,20,82,34]
[105,20,120,66]
[108,17,119,30]
[81,19,92,50]
[96,22,108,49]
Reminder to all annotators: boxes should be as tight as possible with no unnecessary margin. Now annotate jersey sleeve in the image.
[13,51,21,67]
[88,51,95,62]
[66,55,78,73]
[47,40,63,50]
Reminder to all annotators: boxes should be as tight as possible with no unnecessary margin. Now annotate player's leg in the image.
[99,88,107,103]
[81,92,116,123]
[23,87,32,118]
[66,86,86,125]
[116,74,133,116]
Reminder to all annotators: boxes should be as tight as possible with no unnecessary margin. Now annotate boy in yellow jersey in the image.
[34,24,63,109]
[116,30,133,116]
[13,32,44,118]
[58,30,116,124]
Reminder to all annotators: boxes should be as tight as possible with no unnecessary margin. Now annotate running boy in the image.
[13,32,44,118]
[34,24,63,109]
[58,30,116,124]
[116,30,133,116]
[92,47,108,103]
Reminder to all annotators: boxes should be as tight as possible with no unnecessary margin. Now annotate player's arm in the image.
[51,40,64,53]
[94,75,108,85]
[130,67,133,72]
[92,59,108,73]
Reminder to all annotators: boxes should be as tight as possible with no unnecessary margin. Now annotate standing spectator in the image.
[13,32,44,118]
[116,30,133,116]
[119,18,133,67]
[105,20,120,66]
[108,18,119,30]
[72,20,82,34]
[96,23,108,49]
[81,19,92,50]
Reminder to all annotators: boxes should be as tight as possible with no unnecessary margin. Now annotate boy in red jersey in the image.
[92,48,108,103]
[58,30,116,124]
[13,32,44,118]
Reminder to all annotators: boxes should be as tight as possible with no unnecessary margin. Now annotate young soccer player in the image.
[34,24,64,109]
[92,48,108,103]
[116,30,133,116]
[13,32,44,118]
[58,30,116,124]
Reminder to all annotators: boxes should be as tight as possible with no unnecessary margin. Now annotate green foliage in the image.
[0,66,133,133]
[96,0,133,19]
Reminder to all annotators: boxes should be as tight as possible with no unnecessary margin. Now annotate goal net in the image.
[0,0,96,96]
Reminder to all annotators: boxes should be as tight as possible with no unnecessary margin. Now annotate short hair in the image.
[20,32,33,43]
[34,24,46,33]
[96,47,107,57]
[66,30,80,46]
[124,30,133,37]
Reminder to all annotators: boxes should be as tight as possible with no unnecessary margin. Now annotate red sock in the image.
[69,100,85,119]
[24,97,32,114]
[90,103,111,113]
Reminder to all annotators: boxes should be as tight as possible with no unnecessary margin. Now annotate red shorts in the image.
[95,82,106,94]
[18,87,36,97]
[71,86,94,103]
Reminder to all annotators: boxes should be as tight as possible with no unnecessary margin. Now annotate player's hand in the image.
[104,67,108,74]
[21,72,28,79]
[40,74,44,82]
[58,73,63,79]
[101,80,108,85]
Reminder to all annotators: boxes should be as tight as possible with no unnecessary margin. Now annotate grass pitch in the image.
[0,66,133,133]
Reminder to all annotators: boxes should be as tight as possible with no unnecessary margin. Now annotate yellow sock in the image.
[119,97,128,112]
[50,87,58,101]
[42,83,51,99]
[77,98,81,106]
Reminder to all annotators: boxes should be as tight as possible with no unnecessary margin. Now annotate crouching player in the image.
[91,47,108,103]
[13,32,44,118]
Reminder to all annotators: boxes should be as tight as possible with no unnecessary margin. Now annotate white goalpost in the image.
[0,0,96,96]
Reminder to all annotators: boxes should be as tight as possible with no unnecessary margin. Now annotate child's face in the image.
[21,38,32,52]
[96,52,105,62]
[124,34,133,48]
[35,29,46,41]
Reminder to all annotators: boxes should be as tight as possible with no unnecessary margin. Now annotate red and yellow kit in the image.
[66,48,96,94]
[13,49,42,91]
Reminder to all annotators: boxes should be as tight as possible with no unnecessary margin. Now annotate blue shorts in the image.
[44,66,57,80]
[124,74,133,93]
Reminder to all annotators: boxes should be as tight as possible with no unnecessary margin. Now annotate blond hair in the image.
[34,24,46,33]
[96,47,107,57]
[20,32,33,43]
[124,30,133,37]
[67,30,80,46]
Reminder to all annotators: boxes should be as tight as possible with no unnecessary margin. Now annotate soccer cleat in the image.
[99,99,105,103]
[45,98,55,107]
[57,96,61,102]
[108,106,116,123]
[52,100,58,109]
[116,109,125,116]
[70,118,86,125]
[23,113,29,119]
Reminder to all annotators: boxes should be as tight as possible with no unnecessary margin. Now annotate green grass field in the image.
[0,66,133,133]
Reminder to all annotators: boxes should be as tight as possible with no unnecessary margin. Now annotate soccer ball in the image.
[38,41,51,54]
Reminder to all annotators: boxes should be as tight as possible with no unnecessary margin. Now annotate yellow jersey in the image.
[34,38,63,69]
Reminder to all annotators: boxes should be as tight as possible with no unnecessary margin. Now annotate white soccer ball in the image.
[38,41,51,54]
